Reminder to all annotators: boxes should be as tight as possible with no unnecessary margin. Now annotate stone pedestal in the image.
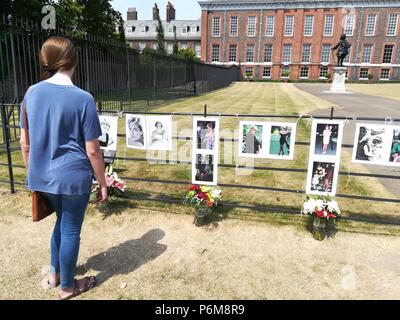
[329,67,347,93]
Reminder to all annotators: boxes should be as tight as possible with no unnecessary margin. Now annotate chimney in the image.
[127,7,137,21]
[153,3,159,21]
[166,1,175,22]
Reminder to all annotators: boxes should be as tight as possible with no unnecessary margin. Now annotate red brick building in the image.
[199,0,400,81]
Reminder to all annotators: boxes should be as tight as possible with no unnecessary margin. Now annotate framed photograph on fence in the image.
[312,121,343,157]
[389,127,400,165]
[306,161,339,196]
[98,115,118,152]
[192,154,218,186]
[352,124,392,165]
[194,117,219,152]
[126,115,146,150]
[146,115,172,151]
[267,123,297,160]
[238,121,267,158]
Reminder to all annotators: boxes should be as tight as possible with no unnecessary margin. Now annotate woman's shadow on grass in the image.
[76,229,167,286]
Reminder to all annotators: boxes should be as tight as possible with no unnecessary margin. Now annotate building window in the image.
[167,25,174,34]
[380,68,390,80]
[195,44,201,57]
[387,14,399,36]
[230,16,238,36]
[181,42,187,49]
[343,46,351,63]
[181,25,188,34]
[302,44,311,63]
[284,15,294,36]
[153,43,157,50]
[212,44,220,62]
[319,66,328,78]
[263,67,271,78]
[361,44,373,64]
[344,15,355,36]
[247,16,256,36]
[321,44,331,64]
[167,43,173,54]
[191,24,197,34]
[264,44,273,63]
[282,44,292,63]
[127,26,133,33]
[304,15,314,36]
[300,67,309,78]
[245,67,253,78]
[246,45,255,62]
[229,45,237,62]
[365,14,377,36]
[281,66,290,77]
[139,42,145,51]
[140,25,146,33]
[212,17,220,37]
[324,15,334,36]
[382,45,394,63]
[359,68,369,79]
[265,16,275,37]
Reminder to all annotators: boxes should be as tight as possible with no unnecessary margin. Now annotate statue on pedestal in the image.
[332,34,351,67]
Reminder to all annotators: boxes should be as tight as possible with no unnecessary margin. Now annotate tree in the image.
[0,0,53,20]
[173,26,179,55]
[155,10,165,55]
[177,48,199,62]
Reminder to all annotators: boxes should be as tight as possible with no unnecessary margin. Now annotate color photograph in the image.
[314,123,340,156]
[146,115,172,151]
[196,120,217,151]
[98,116,118,151]
[306,161,338,196]
[239,122,266,157]
[389,127,400,164]
[352,124,389,165]
[126,115,146,149]
[192,154,217,186]
[268,123,296,160]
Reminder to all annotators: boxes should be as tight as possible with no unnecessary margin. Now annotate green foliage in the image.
[176,48,199,62]
[0,0,51,20]
[326,72,332,79]
[173,27,178,55]
[368,73,374,80]
[281,70,290,78]
[245,71,253,78]
[155,11,165,55]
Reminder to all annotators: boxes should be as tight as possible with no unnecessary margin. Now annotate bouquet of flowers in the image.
[184,185,221,226]
[92,166,126,199]
[302,195,340,240]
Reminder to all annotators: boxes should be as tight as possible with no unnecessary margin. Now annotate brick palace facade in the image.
[198,0,400,80]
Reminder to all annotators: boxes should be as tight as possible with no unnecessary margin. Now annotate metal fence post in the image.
[8,15,19,104]
[1,103,15,193]
[84,32,90,92]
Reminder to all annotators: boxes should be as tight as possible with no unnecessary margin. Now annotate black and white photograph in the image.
[352,124,391,165]
[239,121,266,158]
[146,116,172,151]
[192,154,217,186]
[98,116,118,151]
[195,118,218,151]
[126,115,146,149]
[268,123,297,160]
[306,161,338,196]
[389,127,400,165]
[313,123,340,156]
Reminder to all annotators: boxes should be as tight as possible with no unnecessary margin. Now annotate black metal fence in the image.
[0,14,240,108]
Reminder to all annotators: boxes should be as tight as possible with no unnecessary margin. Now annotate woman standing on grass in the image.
[19,36,107,300]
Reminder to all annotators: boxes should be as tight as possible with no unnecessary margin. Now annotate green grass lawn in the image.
[1,82,398,229]
[347,83,400,100]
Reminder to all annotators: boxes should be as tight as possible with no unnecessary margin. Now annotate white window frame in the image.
[229,45,237,62]
[212,17,221,37]
[140,25,146,33]
[247,16,256,37]
[300,66,309,79]
[167,25,174,34]
[387,14,399,36]
[181,25,188,35]
[304,15,314,37]
[365,14,377,36]
[361,44,373,64]
[359,68,369,80]
[284,15,294,37]
[264,44,273,63]
[245,66,254,78]
[139,42,146,51]
[195,44,201,57]
[380,68,390,80]
[263,67,272,79]
[191,24,197,35]
[282,44,292,63]
[281,66,290,78]
[265,16,275,37]
[302,44,311,63]
[324,15,334,37]
[167,43,173,54]
[230,16,238,37]
[382,44,394,64]
[344,15,355,36]
[246,44,255,63]
[211,44,220,62]
[321,44,331,64]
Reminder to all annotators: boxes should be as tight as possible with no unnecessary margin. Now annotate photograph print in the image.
[389,127,400,164]
[268,123,297,160]
[146,115,172,151]
[352,124,391,165]
[239,121,266,157]
[126,115,146,149]
[194,118,219,152]
[313,122,341,156]
[192,154,217,186]
[98,116,118,151]
[306,161,338,196]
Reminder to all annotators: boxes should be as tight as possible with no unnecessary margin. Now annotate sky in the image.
[111,0,202,21]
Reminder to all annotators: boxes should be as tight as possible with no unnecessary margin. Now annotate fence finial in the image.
[330,106,334,120]
[204,104,207,118]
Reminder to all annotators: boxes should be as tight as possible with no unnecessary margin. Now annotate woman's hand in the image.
[94,185,108,204]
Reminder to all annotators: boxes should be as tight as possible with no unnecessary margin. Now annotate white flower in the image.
[211,187,221,199]
[327,200,341,214]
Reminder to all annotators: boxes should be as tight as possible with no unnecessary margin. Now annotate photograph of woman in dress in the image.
[196,121,216,150]
[241,124,263,155]
[354,125,386,163]
[98,116,118,151]
[268,123,296,159]
[309,162,336,193]
[194,154,214,183]
[146,116,172,150]
[314,123,339,156]
[126,115,145,149]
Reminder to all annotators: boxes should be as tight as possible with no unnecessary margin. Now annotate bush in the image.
[326,72,332,79]
[281,70,290,78]
[245,71,253,78]
[368,73,374,80]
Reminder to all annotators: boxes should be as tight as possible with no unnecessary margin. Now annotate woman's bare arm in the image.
[86,139,108,203]
[20,128,29,169]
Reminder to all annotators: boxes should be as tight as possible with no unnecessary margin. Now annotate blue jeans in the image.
[44,193,90,289]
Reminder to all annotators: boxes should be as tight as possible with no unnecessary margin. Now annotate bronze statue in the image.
[332,34,351,67]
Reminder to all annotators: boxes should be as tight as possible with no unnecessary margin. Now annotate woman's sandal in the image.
[58,276,96,300]
[47,279,60,289]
